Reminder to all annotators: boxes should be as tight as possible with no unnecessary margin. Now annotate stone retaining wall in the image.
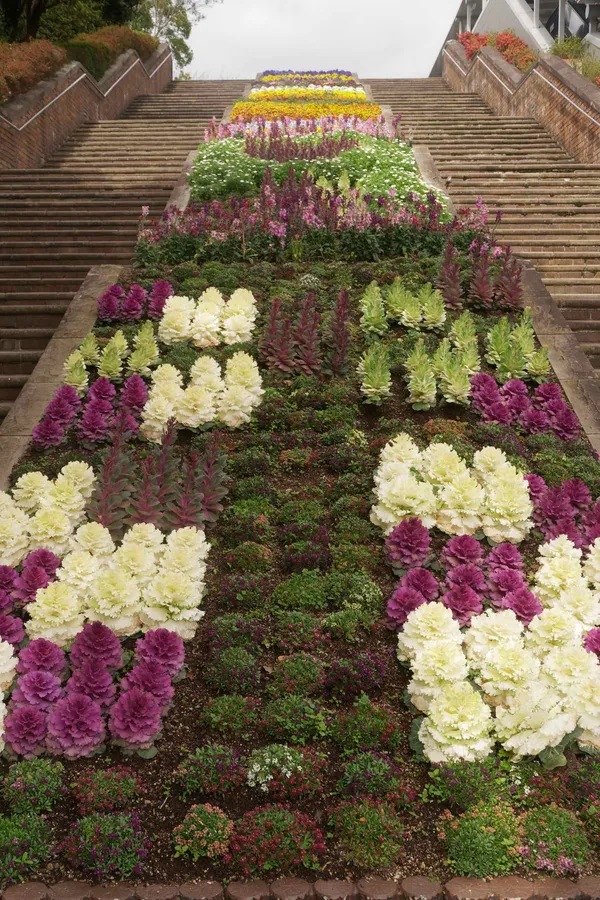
[442,41,600,164]
[3,876,600,900]
[0,43,173,170]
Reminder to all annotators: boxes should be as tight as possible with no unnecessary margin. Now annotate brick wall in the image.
[0,43,173,170]
[442,41,600,164]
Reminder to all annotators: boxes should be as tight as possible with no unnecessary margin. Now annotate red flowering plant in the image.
[246,744,326,800]
[225,804,325,877]
[71,766,145,815]
[458,30,538,73]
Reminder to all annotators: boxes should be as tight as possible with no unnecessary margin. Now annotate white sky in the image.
[186,0,459,79]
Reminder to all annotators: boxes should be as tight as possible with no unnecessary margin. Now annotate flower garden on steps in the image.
[1,68,600,886]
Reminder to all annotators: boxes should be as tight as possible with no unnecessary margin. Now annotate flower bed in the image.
[458,30,538,73]
[1,64,600,886]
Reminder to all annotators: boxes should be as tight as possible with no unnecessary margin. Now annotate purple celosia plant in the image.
[446,564,487,595]
[70,621,124,671]
[121,661,174,712]
[441,585,483,625]
[46,693,106,758]
[12,671,64,710]
[4,704,48,758]
[386,586,426,629]
[12,565,50,606]
[502,587,543,624]
[108,687,162,751]
[120,285,147,321]
[66,658,116,710]
[89,377,117,404]
[134,629,185,678]
[32,418,65,448]
[16,638,67,678]
[97,285,125,320]
[401,568,440,601]
[584,628,600,659]
[441,534,484,569]
[0,614,25,646]
[147,280,173,319]
[121,375,148,415]
[384,517,431,571]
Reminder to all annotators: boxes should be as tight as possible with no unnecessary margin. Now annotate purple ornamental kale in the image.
[543,517,583,547]
[32,418,65,448]
[386,586,426,629]
[16,638,67,678]
[441,534,484,569]
[66,658,116,710]
[89,377,117,404]
[487,568,527,608]
[69,621,124,670]
[470,373,501,414]
[384,517,431,570]
[502,587,543,624]
[584,628,600,659]
[0,566,17,593]
[12,566,50,606]
[524,473,548,505]
[23,549,61,578]
[0,614,25,646]
[481,400,512,426]
[562,479,592,512]
[44,395,78,426]
[0,590,13,614]
[486,543,523,574]
[46,693,106,758]
[446,563,487,595]
[108,687,162,751]
[546,401,581,441]
[441,584,483,626]
[121,661,174,712]
[504,393,531,420]
[4,704,48,758]
[534,486,575,530]
[12,671,63,710]
[134,629,185,678]
[53,384,82,413]
[520,407,550,435]
[97,285,125,321]
[533,383,563,409]
[120,284,148,321]
[120,375,148,416]
[401,568,440,601]
[147,280,173,319]
[77,405,111,443]
[502,379,529,399]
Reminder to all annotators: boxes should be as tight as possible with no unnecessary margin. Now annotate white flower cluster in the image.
[140,352,264,443]
[371,434,533,544]
[158,288,257,348]
[0,639,17,692]
[0,462,96,566]
[26,524,210,645]
[400,536,600,763]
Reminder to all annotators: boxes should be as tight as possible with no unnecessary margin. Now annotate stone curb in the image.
[3,877,600,900]
[167,149,197,211]
[520,262,600,454]
[0,264,123,490]
[411,144,456,215]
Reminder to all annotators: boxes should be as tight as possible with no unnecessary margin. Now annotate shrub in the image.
[64,26,158,80]
[438,801,520,877]
[71,766,144,815]
[273,611,327,651]
[324,606,375,641]
[262,695,328,744]
[173,804,233,861]
[207,647,262,694]
[458,30,537,72]
[60,813,151,879]
[203,695,260,738]
[37,0,104,42]
[331,694,402,751]
[246,744,325,800]
[0,815,50,889]
[323,652,385,701]
[423,758,530,810]
[271,570,329,611]
[520,806,590,877]
[269,654,325,696]
[0,41,67,104]
[227,804,325,877]
[330,799,404,868]
[2,759,64,814]
[175,744,246,799]
[207,613,267,653]
[220,574,268,610]
[337,751,410,803]
[276,499,325,525]
[224,541,273,573]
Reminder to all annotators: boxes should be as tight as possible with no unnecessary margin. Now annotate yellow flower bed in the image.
[249,87,367,102]
[231,100,382,121]
[261,73,354,82]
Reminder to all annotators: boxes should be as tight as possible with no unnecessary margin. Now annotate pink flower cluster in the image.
[2,625,185,759]
[33,375,148,449]
[471,376,580,441]
[205,115,398,142]
[0,549,61,647]
[386,526,543,628]
[96,281,173,322]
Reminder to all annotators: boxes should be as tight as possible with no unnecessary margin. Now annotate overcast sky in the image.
[186,0,458,79]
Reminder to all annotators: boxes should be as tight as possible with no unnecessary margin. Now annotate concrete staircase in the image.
[0,79,247,421]
[367,78,600,369]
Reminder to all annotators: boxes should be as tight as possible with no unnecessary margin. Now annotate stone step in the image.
[0,304,69,328]
[543,279,600,295]
[0,350,43,374]
[0,328,55,350]
[555,294,600,308]
[0,374,29,402]
[0,239,134,253]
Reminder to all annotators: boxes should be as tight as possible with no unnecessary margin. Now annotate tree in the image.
[0,0,141,40]
[129,0,221,69]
